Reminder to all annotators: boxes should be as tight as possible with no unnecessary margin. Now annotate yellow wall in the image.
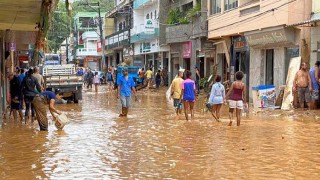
[104,18,115,36]
[314,0,320,12]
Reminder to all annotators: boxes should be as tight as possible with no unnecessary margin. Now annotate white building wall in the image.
[311,24,320,65]
[134,38,159,55]
[132,2,158,34]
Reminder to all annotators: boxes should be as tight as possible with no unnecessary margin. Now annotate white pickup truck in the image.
[42,64,83,103]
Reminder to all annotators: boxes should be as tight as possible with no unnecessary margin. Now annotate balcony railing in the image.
[76,48,98,56]
[165,13,207,44]
[130,28,159,43]
[133,0,155,10]
[105,29,130,49]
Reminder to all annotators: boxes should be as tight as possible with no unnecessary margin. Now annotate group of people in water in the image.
[170,68,247,126]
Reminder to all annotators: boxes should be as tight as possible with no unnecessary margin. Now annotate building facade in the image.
[207,0,312,100]
[162,0,208,83]
[105,0,132,67]
[310,0,320,65]
[74,12,102,70]
[131,0,169,70]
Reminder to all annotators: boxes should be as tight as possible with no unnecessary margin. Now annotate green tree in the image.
[47,0,114,52]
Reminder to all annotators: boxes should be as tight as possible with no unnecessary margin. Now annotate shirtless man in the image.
[293,62,312,109]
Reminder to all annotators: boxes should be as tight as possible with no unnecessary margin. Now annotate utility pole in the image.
[80,1,106,70]
[66,36,69,64]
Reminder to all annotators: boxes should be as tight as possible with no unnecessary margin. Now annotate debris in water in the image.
[170,162,176,168]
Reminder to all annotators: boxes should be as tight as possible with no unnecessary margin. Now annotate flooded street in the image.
[1,86,320,179]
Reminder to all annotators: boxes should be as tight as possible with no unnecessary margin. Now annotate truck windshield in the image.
[44,54,60,65]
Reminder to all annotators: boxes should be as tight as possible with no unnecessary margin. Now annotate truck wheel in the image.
[73,94,79,103]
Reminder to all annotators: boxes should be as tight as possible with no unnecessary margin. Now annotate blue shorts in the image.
[173,99,182,109]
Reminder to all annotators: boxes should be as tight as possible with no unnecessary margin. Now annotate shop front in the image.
[232,36,250,99]
[245,26,299,99]
[85,56,100,70]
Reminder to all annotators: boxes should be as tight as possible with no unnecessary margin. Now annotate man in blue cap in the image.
[117,67,138,117]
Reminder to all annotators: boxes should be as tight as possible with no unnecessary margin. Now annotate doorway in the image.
[183,58,190,71]
[199,57,204,78]
[265,49,274,85]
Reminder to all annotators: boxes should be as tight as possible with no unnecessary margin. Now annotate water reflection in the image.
[1,86,320,179]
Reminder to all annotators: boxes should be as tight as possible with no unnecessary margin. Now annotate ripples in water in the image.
[1,87,320,179]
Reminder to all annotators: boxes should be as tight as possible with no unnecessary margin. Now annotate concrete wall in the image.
[310,0,320,65]
[208,0,311,38]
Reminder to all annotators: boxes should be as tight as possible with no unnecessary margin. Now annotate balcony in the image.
[76,48,98,56]
[82,31,99,39]
[105,29,130,49]
[130,28,159,43]
[166,18,207,44]
[133,0,156,10]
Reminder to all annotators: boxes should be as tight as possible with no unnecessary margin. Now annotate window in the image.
[123,21,126,29]
[146,14,149,19]
[210,0,221,15]
[119,22,122,30]
[182,2,193,15]
[265,49,274,85]
[225,0,238,11]
[151,12,153,19]
[240,5,260,16]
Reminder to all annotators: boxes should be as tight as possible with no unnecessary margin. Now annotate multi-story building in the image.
[74,12,102,70]
[160,0,208,82]
[131,0,169,71]
[207,0,311,100]
[105,0,132,66]
[310,0,320,64]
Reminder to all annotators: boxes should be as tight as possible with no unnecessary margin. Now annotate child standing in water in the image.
[208,75,225,122]
[225,71,247,126]
[180,70,196,120]
[93,72,100,92]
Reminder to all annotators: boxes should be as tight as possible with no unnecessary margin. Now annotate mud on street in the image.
[1,86,320,179]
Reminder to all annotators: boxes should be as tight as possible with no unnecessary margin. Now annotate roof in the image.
[286,13,320,27]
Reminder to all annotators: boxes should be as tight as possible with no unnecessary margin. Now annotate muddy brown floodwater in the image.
[1,86,320,179]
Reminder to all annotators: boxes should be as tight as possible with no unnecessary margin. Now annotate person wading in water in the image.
[180,70,196,120]
[293,62,312,110]
[32,89,63,131]
[117,67,138,117]
[225,71,247,126]
[21,69,42,124]
[208,75,225,122]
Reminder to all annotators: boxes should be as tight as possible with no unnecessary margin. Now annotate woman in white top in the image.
[93,72,100,92]
[208,75,225,122]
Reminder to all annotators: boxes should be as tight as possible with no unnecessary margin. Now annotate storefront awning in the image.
[286,13,320,27]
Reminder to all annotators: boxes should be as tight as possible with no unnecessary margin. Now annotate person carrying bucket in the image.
[32,89,63,131]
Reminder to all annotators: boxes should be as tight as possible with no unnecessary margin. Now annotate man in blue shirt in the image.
[32,89,63,131]
[18,68,25,82]
[117,67,138,117]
